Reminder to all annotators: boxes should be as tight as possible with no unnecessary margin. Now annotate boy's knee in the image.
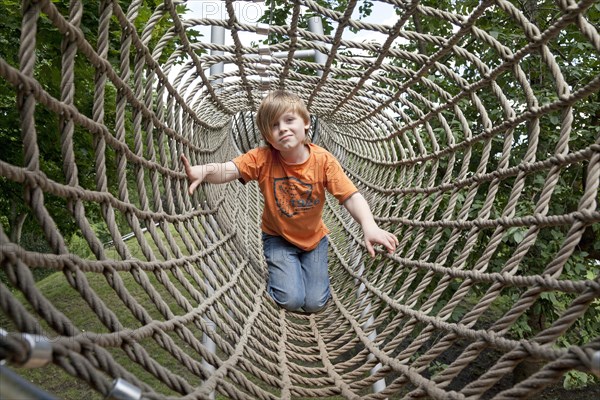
[273,292,304,311]
[302,297,330,313]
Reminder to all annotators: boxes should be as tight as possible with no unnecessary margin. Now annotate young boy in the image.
[181,91,398,313]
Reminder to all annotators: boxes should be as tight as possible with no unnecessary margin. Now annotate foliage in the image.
[258,0,374,74]
[0,0,196,266]
[380,0,600,388]
[257,3,599,389]
[2,225,194,399]
[0,0,598,394]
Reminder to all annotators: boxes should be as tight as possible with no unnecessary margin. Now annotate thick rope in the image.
[0,0,599,399]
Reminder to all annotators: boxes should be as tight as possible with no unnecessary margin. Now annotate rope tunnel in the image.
[1,0,599,398]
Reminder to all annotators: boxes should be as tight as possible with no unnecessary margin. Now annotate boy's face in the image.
[266,110,310,153]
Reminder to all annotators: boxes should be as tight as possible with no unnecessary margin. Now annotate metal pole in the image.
[210,25,225,85]
[355,261,387,395]
[0,365,58,400]
[307,16,327,78]
[199,27,225,400]
[272,49,315,59]
[307,16,327,144]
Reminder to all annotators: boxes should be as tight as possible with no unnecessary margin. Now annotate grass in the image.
[0,222,215,399]
[2,221,326,399]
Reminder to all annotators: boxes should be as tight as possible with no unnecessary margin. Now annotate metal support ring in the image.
[259,55,272,65]
[0,329,7,365]
[259,76,273,91]
[258,44,270,55]
[256,22,270,35]
[19,334,52,369]
[255,63,268,76]
[106,378,142,400]
[592,351,600,378]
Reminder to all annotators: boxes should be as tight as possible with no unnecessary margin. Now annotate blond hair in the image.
[255,91,311,146]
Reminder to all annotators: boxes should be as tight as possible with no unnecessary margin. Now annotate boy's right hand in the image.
[180,154,205,195]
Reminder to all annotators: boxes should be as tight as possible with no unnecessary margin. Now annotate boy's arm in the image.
[343,192,398,257]
[181,154,241,195]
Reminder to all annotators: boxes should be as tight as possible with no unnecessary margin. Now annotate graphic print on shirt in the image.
[274,177,320,217]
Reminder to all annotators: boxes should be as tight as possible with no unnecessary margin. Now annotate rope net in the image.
[0,0,599,398]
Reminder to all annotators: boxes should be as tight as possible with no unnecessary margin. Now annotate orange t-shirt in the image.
[232,144,358,251]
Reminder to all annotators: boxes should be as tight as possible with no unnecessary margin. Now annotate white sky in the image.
[170,1,401,91]
[183,0,398,45]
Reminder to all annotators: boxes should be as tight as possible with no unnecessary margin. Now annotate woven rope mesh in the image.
[1,0,599,398]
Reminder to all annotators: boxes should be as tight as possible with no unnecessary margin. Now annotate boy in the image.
[181,91,398,313]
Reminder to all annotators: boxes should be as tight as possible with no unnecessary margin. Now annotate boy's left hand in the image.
[363,225,398,258]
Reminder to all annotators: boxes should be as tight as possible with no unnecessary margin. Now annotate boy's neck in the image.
[279,144,310,165]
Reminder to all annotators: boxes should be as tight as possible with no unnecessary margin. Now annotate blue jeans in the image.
[262,233,330,313]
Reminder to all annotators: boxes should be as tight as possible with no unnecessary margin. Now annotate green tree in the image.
[0,0,198,270]
[385,0,600,388]
[252,0,599,389]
